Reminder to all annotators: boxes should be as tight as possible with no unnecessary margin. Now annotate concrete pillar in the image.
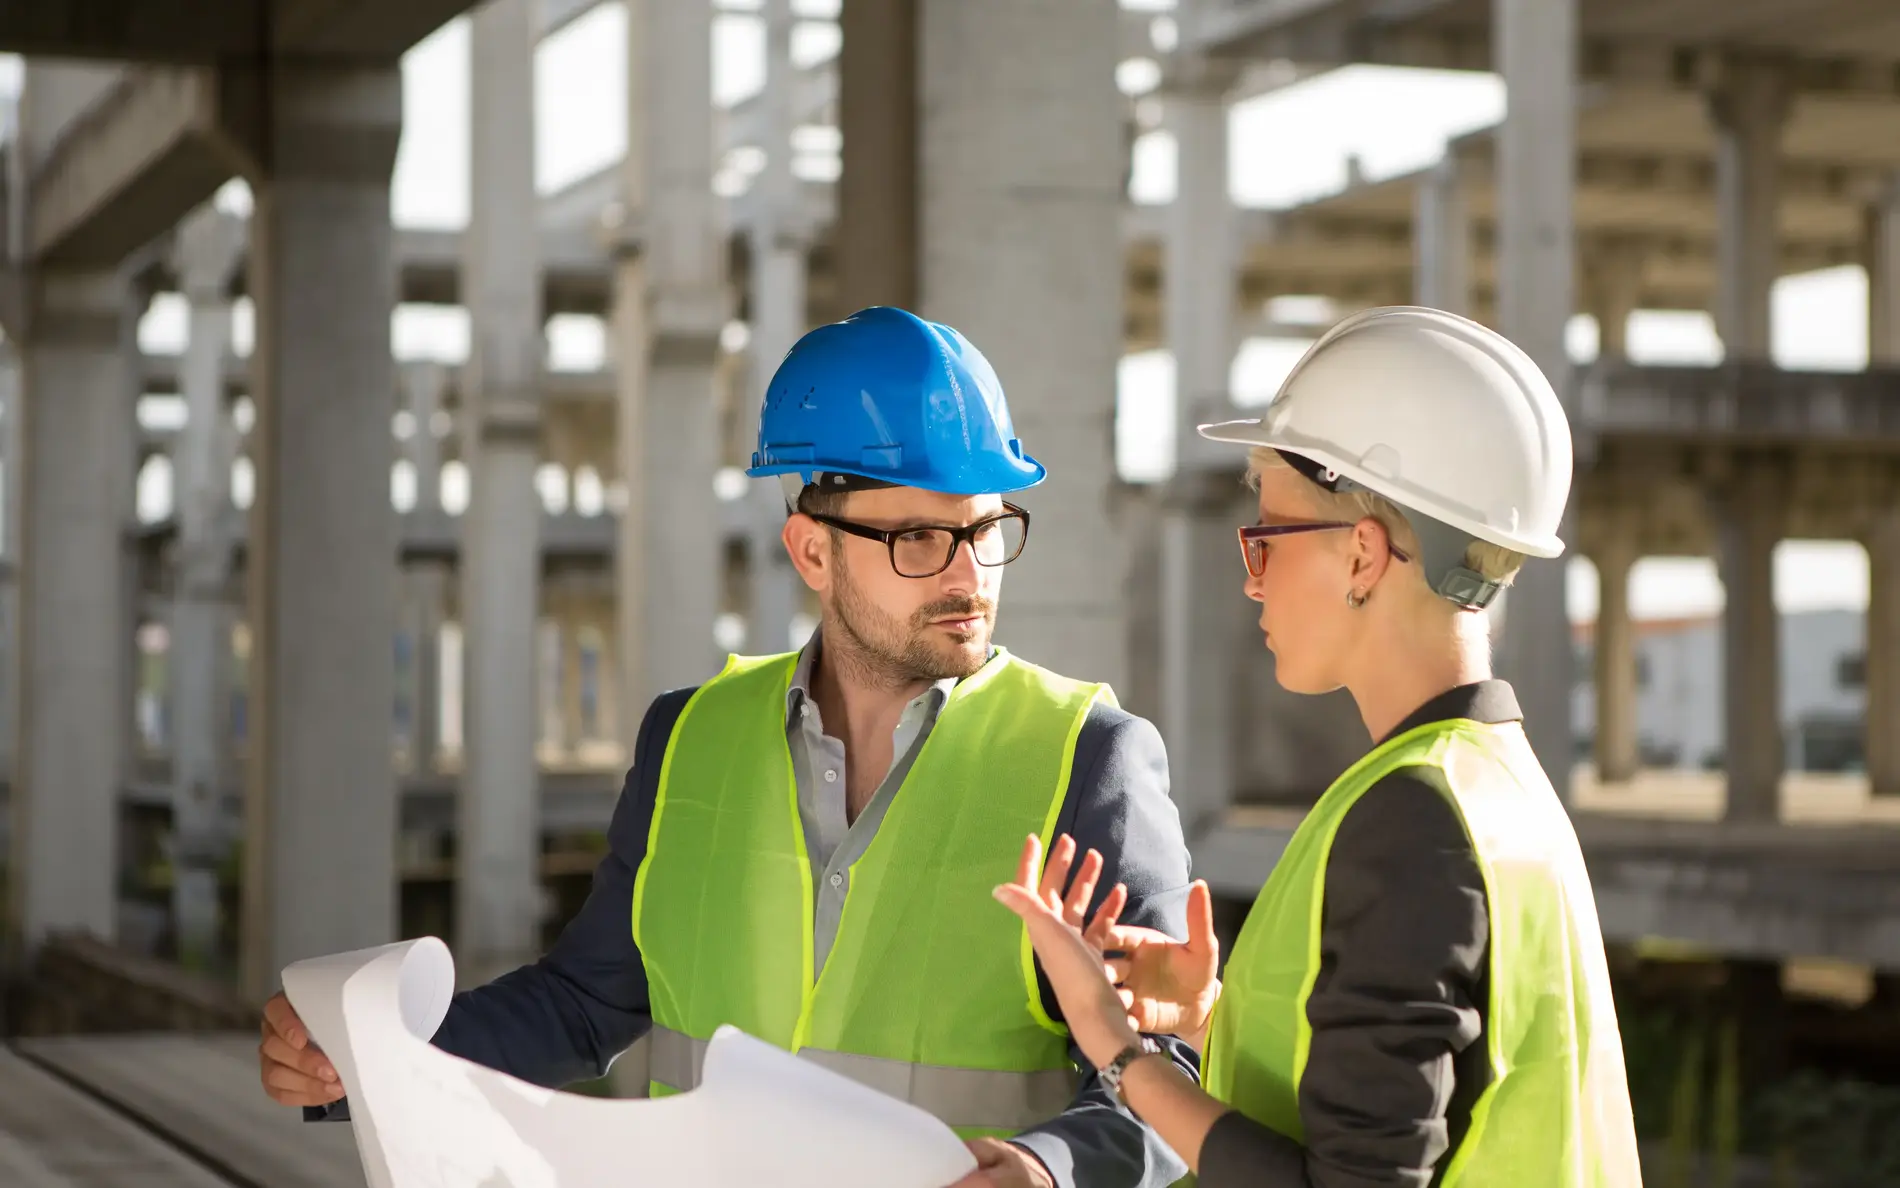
[240,65,402,1000]
[406,563,448,775]
[1492,0,1578,795]
[1585,243,1645,361]
[1158,68,1242,837]
[1716,459,1785,823]
[1866,489,1900,798]
[1414,156,1470,316]
[1866,176,1900,366]
[1592,528,1639,783]
[838,0,918,312]
[168,206,246,968]
[457,0,546,985]
[0,347,19,779]
[614,0,726,728]
[917,0,1126,689]
[592,609,620,757]
[405,362,447,519]
[746,0,806,656]
[401,364,448,777]
[560,615,584,753]
[9,268,139,955]
[1708,58,1791,362]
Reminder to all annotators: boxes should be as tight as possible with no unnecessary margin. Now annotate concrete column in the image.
[1492,0,1578,795]
[614,0,726,726]
[405,362,447,519]
[838,0,918,312]
[593,609,620,756]
[560,616,584,753]
[402,365,448,776]
[240,65,402,1000]
[1716,459,1785,823]
[1866,488,1900,798]
[1592,529,1639,783]
[406,563,448,775]
[1414,156,1470,316]
[1159,69,1242,837]
[1866,176,1900,366]
[168,206,246,968]
[918,0,1126,689]
[1585,243,1645,361]
[1708,58,1791,362]
[9,268,139,955]
[457,0,546,985]
[746,0,806,656]
[0,347,20,779]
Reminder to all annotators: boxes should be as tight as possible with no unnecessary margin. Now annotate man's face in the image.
[784,485,1010,682]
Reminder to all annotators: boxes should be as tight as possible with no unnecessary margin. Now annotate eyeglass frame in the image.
[805,503,1033,578]
[1236,521,1413,578]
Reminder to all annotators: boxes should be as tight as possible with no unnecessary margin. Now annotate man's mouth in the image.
[933,615,984,633]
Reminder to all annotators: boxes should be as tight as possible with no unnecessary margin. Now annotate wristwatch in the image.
[1098,1036,1162,1108]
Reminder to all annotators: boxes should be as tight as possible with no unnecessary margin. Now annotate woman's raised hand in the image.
[993,833,1222,1065]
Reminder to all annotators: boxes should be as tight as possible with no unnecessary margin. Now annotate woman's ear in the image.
[1350,517,1395,589]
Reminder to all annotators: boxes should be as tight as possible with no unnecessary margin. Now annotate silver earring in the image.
[1346,589,1368,609]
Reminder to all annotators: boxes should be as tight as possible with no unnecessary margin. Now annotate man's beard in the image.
[826,559,996,687]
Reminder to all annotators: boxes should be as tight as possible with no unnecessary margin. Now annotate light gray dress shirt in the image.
[783,633,957,973]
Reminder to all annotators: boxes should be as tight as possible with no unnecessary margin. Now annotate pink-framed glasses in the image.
[1236,522,1414,578]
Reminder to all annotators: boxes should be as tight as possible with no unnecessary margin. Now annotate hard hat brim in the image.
[1196,418,1566,560]
[744,454,1047,497]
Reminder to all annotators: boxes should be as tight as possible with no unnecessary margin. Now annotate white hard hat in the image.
[1198,306,1572,564]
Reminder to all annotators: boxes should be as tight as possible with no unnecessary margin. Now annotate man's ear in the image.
[783,513,831,592]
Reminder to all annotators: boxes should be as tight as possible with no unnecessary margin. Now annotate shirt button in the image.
[824,770,837,784]
[829,873,844,889]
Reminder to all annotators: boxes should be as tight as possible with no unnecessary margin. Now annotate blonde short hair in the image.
[1245,447,1526,587]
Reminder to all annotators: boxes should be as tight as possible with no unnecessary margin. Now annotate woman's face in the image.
[1243,468,1362,694]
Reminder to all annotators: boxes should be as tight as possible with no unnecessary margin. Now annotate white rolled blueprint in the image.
[281,938,978,1188]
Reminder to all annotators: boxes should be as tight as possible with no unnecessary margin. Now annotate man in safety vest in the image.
[258,306,1198,1188]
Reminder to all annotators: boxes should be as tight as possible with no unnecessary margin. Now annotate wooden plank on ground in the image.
[0,1048,231,1188]
[14,1034,364,1188]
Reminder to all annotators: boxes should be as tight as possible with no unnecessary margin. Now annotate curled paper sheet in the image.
[281,938,979,1188]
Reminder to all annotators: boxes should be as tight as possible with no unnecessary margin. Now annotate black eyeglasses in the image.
[1237,522,1413,578]
[807,504,1032,578]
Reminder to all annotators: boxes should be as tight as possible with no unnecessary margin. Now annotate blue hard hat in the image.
[745,306,1046,496]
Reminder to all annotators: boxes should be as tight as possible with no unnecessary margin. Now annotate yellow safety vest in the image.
[631,648,1110,1138]
[1203,718,1642,1186]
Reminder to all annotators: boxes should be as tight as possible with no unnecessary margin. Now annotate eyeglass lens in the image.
[892,515,1027,577]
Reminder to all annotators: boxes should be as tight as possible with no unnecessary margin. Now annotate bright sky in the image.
[0,2,1875,622]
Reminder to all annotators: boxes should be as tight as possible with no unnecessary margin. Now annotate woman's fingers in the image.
[991,881,1049,923]
[1186,880,1217,959]
[1037,834,1077,910]
[1083,884,1128,948]
[1013,834,1043,892]
[1062,849,1104,928]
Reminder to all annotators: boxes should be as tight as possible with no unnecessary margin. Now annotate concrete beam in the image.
[0,0,261,62]
[26,67,258,269]
[1190,4,1900,98]
[1190,811,1900,969]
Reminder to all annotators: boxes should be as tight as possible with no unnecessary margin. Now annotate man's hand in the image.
[945,1139,1056,1187]
[258,991,345,1107]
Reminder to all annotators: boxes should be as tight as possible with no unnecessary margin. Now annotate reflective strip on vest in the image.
[647,1026,1080,1134]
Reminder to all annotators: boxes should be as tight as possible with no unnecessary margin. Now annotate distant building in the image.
[1571,609,1868,773]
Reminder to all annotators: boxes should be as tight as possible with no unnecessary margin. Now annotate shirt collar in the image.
[1375,679,1523,746]
[784,629,963,726]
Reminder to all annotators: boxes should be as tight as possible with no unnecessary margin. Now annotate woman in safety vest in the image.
[993,306,1643,1186]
